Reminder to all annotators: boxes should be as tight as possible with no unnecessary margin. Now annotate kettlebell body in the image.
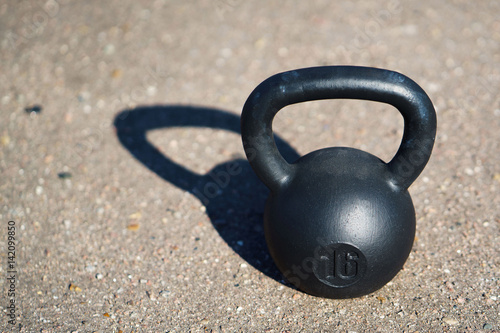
[241,66,436,298]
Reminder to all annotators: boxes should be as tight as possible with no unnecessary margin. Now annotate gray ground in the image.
[0,0,499,332]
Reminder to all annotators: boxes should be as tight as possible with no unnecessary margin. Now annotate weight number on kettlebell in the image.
[313,243,367,288]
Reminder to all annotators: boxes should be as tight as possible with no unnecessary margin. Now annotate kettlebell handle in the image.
[241,66,437,191]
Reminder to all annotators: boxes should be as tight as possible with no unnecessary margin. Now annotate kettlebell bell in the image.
[241,66,437,298]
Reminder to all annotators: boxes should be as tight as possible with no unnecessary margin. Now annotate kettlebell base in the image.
[263,148,416,299]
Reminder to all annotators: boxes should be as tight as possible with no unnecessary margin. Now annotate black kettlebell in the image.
[241,66,437,298]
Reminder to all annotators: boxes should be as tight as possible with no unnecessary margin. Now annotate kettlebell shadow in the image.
[113,105,300,283]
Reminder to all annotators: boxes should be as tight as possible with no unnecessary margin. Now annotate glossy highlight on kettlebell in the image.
[241,66,437,298]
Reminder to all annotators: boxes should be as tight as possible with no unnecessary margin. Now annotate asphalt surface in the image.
[0,0,499,332]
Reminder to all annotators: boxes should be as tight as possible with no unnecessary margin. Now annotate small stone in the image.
[103,44,115,55]
[0,134,10,146]
[146,86,157,96]
[44,155,54,164]
[69,284,82,292]
[146,291,156,300]
[276,48,290,60]
[25,105,42,114]
[292,294,301,300]
[111,69,122,79]
[58,172,72,179]
[483,323,493,330]
[442,317,459,325]
[95,273,104,280]
[220,47,233,58]
[254,38,266,49]
[103,312,110,317]
[96,99,106,109]
[64,112,73,123]
[85,265,96,272]
[236,306,243,312]
[63,220,72,228]
[35,186,43,195]
[17,94,25,104]
[376,296,386,303]
[159,290,170,298]
[129,212,142,219]
[139,279,148,284]
[127,223,140,231]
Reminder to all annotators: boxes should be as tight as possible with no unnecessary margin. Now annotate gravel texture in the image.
[0,0,499,332]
